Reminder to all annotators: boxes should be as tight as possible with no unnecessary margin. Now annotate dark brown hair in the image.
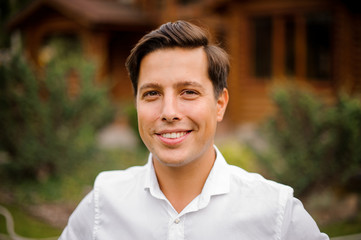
[125,20,229,98]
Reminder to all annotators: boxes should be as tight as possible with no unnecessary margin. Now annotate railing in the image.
[0,205,58,240]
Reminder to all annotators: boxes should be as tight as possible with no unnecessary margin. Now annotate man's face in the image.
[136,47,228,167]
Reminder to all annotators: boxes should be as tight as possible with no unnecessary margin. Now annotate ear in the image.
[216,88,229,122]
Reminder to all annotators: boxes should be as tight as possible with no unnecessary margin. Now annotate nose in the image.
[161,94,180,122]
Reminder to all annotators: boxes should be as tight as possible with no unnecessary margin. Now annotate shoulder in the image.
[59,165,148,239]
[215,146,293,199]
[226,165,297,236]
[93,165,147,203]
[228,164,293,191]
[226,165,328,239]
[227,164,293,203]
[95,165,146,187]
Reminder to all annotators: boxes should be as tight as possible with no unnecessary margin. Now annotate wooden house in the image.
[6,0,157,101]
[204,0,361,123]
[7,0,361,125]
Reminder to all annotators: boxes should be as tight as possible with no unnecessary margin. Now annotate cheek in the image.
[137,105,159,129]
[183,101,218,126]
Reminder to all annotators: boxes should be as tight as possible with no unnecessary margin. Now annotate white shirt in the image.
[59,147,329,240]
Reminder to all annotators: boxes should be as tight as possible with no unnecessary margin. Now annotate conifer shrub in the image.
[251,86,361,197]
[0,52,115,182]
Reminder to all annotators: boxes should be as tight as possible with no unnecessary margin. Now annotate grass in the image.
[0,203,62,238]
[321,217,361,238]
[0,214,7,235]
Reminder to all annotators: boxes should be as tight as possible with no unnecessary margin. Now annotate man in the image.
[59,20,329,239]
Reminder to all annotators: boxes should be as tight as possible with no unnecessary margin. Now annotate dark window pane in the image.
[285,16,295,76]
[252,16,272,78]
[306,13,332,80]
[177,0,199,5]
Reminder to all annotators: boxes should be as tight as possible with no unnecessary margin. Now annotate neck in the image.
[153,147,216,213]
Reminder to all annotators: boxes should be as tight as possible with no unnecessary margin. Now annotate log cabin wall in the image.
[7,0,361,125]
[220,0,361,124]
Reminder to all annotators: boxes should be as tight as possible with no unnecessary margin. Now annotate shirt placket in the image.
[168,215,185,240]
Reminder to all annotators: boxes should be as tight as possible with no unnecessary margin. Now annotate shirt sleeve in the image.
[58,190,95,240]
[281,197,329,240]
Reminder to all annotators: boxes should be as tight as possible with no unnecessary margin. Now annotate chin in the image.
[153,152,193,167]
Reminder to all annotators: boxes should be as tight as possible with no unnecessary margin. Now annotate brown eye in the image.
[142,90,160,101]
[145,91,159,97]
[184,90,197,95]
[181,89,199,99]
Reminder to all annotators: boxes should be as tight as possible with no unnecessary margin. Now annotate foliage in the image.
[251,85,361,196]
[0,50,115,182]
[5,147,148,204]
[320,216,361,238]
[218,140,259,173]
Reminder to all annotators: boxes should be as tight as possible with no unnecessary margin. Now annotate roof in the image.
[7,0,155,30]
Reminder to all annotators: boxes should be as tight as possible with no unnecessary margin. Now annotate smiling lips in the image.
[161,131,187,139]
[156,131,191,145]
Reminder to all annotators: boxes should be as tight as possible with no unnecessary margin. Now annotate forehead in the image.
[138,47,209,86]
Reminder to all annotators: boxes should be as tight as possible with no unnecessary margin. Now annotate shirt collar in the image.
[197,146,230,209]
[144,146,230,203]
[144,154,165,200]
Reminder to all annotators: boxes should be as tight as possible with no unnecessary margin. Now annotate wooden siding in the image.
[7,0,361,125]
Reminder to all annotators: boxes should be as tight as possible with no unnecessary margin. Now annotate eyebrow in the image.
[138,81,206,93]
[175,81,205,90]
[138,83,161,93]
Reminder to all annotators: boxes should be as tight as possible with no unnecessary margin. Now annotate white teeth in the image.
[161,132,187,139]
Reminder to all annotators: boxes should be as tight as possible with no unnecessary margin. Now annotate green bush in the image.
[218,140,259,173]
[0,52,115,182]
[251,86,361,196]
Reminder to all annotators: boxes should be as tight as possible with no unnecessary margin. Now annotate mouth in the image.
[155,130,192,145]
[159,131,190,139]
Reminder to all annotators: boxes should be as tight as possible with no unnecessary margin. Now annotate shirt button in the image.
[174,218,180,224]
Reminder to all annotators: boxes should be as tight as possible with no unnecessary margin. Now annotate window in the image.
[252,16,272,78]
[249,12,332,81]
[177,0,199,5]
[306,13,332,80]
[285,16,295,77]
